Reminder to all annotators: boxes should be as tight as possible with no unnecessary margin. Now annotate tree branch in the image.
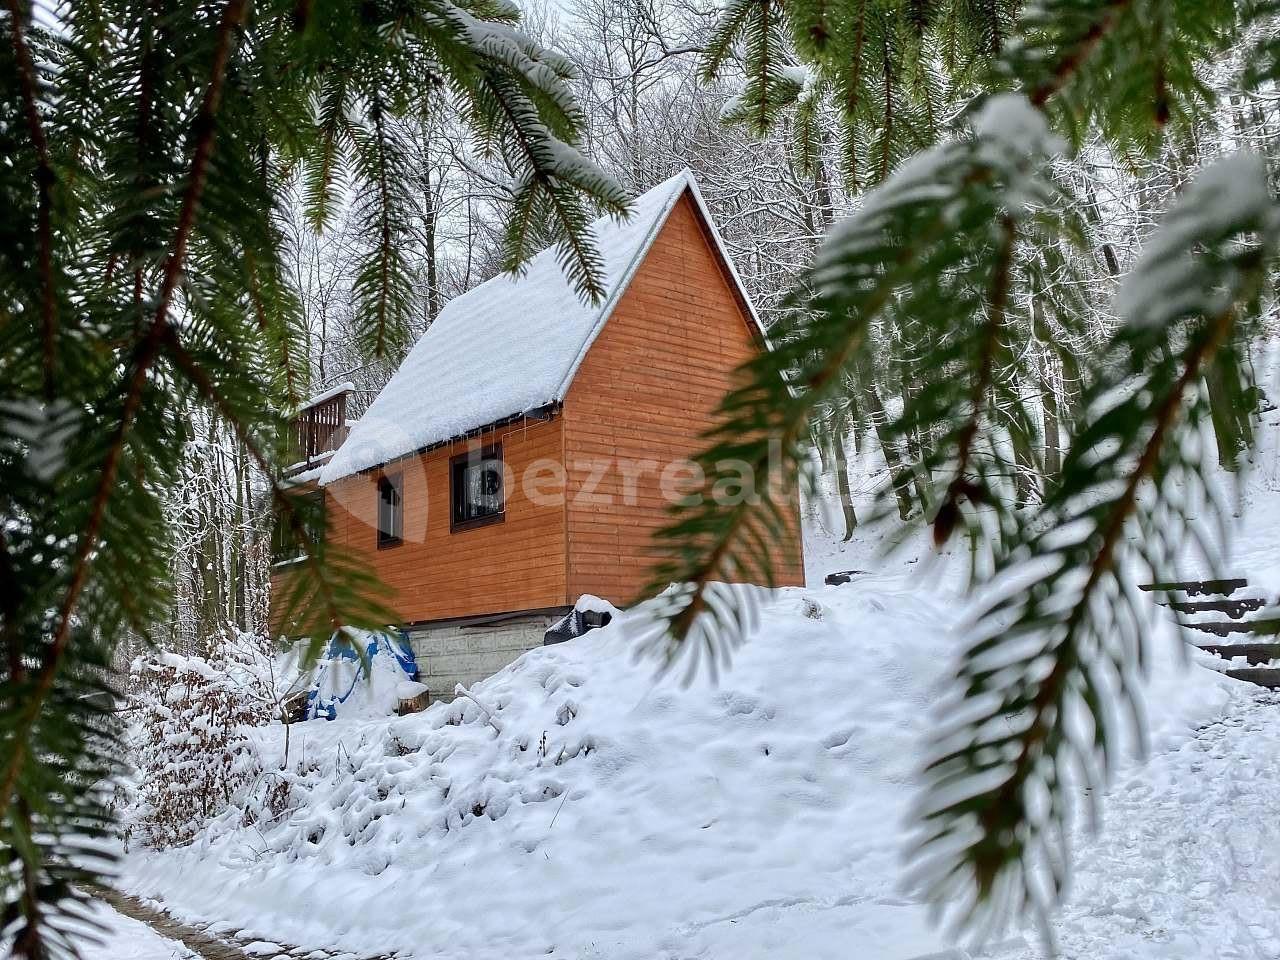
[4,0,56,402]
[933,214,1015,545]
[1028,0,1131,107]
[970,301,1238,896]
[0,0,250,823]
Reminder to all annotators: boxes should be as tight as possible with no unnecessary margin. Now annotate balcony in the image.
[286,382,354,477]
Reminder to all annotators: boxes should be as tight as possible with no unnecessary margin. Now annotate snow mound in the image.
[120,573,1237,959]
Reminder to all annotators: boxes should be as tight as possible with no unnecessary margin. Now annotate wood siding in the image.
[271,416,568,631]
[562,192,805,604]
[269,187,804,636]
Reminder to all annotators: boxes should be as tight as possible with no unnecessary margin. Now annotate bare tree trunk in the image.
[814,131,836,234]
[232,439,248,631]
[1042,375,1062,478]
[832,411,858,541]
[897,371,933,513]
[815,413,832,473]
[862,381,914,521]
[422,123,440,327]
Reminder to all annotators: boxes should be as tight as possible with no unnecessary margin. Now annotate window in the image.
[450,444,505,531]
[377,472,403,548]
[272,490,324,564]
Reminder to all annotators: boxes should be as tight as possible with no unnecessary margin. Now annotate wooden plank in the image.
[1183,619,1280,638]
[1197,642,1280,665]
[1167,597,1268,619]
[1138,578,1248,596]
[1224,667,1280,688]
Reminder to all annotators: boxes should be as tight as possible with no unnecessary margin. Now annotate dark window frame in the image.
[377,472,404,549]
[449,443,506,533]
[272,490,325,566]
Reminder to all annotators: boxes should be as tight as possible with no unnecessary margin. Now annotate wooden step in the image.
[1224,667,1280,688]
[1139,578,1248,597]
[1197,642,1280,665]
[1184,620,1266,638]
[1168,597,1268,619]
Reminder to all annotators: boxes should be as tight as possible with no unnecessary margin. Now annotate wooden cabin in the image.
[271,170,805,700]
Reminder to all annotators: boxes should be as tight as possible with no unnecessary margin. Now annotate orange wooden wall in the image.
[270,188,805,634]
[272,417,568,628]
[562,192,805,604]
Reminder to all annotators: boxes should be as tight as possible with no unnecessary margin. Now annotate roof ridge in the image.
[317,168,758,485]
[550,169,695,399]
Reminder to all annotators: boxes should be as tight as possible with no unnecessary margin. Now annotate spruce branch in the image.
[912,152,1278,934]
[479,69,626,303]
[371,102,396,359]
[1,2,643,951]
[302,73,350,232]
[244,247,302,406]
[932,214,1016,547]
[699,0,758,82]
[934,302,1235,904]
[752,0,778,133]
[0,0,250,824]
[1026,0,1131,107]
[4,0,56,401]
[648,96,1064,667]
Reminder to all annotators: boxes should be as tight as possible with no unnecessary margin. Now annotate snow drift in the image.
[118,568,1235,960]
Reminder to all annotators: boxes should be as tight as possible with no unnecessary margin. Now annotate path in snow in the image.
[991,688,1280,960]
[672,686,1280,960]
[71,899,197,960]
[83,886,397,960]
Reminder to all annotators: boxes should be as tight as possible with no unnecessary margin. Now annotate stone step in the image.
[1224,667,1280,689]
[1168,597,1269,620]
[1197,642,1280,665]
[1139,578,1249,597]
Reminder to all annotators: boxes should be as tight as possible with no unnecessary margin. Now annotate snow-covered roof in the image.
[296,380,354,413]
[319,169,760,484]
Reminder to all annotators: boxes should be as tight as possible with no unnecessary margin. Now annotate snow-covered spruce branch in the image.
[647,0,1279,934]
[646,92,1066,667]
[912,152,1279,935]
[931,213,1017,548]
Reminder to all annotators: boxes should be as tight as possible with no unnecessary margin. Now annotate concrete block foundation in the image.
[406,612,565,701]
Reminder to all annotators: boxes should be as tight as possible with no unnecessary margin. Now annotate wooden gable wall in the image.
[561,191,806,604]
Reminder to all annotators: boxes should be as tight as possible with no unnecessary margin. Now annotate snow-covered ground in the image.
[69,901,195,960]
[105,357,1280,960]
[114,561,1268,958]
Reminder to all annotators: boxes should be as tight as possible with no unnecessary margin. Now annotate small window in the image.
[273,490,324,564]
[377,473,403,548]
[450,445,504,532]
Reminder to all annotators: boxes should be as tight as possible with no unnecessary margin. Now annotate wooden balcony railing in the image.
[287,383,352,474]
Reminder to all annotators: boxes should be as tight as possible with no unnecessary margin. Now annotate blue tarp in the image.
[306,629,418,721]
